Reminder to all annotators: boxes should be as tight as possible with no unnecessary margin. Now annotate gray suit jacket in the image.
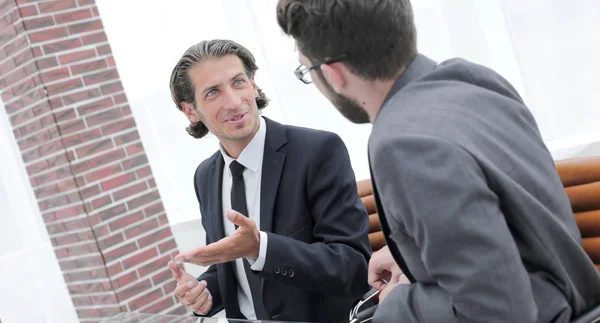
[369,54,600,323]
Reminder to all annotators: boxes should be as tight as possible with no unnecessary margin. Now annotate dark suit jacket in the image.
[369,54,600,323]
[193,117,371,322]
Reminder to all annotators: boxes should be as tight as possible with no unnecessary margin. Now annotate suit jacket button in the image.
[288,269,295,278]
[281,268,287,277]
[274,266,281,274]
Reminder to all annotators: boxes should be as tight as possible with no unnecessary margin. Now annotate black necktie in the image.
[229,161,269,319]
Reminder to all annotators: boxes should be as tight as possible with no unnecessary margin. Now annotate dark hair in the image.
[169,39,269,138]
[277,0,417,81]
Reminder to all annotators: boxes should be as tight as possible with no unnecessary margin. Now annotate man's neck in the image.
[355,79,398,123]
[221,140,250,160]
[220,122,260,159]
[348,67,406,123]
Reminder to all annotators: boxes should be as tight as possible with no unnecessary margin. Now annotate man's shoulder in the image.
[194,150,221,181]
[281,122,343,145]
[373,56,527,140]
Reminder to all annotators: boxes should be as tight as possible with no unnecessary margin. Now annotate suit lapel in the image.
[260,118,287,235]
[208,154,225,241]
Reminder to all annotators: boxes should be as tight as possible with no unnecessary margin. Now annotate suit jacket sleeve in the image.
[371,134,537,323]
[194,217,223,317]
[260,133,371,297]
[193,168,223,316]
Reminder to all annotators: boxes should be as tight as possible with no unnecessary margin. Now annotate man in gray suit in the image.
[277,0,600,322]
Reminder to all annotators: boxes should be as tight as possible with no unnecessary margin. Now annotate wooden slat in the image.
[582,237,600,264]
[369,213,381,233]
[361,195,376,214]
[369,231,386,252]
[565,182,600,213]
[357,179,373,198]
[574,210,600,238]
[556,156,600,187]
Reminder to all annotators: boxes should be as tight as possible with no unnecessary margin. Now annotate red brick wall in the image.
[0,0,186,321]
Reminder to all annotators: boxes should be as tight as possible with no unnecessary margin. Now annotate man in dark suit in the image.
[277,0,600,322]
[165,39,371,322]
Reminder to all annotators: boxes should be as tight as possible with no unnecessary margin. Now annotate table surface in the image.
[100,312,312,323]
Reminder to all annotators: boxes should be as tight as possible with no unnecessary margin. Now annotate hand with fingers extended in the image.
[175,209,261,266]
[168,260,213,315]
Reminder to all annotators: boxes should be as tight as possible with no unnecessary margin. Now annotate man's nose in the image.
[223,87,242,108]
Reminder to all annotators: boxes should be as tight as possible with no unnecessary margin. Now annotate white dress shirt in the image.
[219,116,268,320]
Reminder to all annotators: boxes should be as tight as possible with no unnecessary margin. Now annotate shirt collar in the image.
[220,116,266,176]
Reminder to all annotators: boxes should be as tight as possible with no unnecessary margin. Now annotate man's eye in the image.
[234,79,245,86]
[207,89,217,97]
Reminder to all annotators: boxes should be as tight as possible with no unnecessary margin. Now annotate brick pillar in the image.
[0,0,186,321]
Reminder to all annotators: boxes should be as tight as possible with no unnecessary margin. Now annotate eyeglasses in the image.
[294,53,349,84]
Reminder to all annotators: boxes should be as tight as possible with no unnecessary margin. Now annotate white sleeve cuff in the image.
[248,231,268,271]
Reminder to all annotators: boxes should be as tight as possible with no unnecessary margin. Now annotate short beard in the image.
[318,72,370,124]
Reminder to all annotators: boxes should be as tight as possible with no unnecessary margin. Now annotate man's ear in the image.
[320,62,346,93]
[181,102,200,123]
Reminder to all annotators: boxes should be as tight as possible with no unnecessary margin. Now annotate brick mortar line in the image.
[106,210,167,240]
[71,294,122,303]
[3,39,111,77]
[22,10,99,33]
[36,165,150,204]
[16,107,131,156]
[38,165,155,216]
[17,105,133,156]
[16,111,130,157]
[136,289,176,313]
[53,237,98,249]
[8,75,122,123]
[80,209,167,245]
[45,208,164,246]
[50,212,170,256]
[49,226,93,239]
[116,266,178,297]
[74,280,173,311]
[107,235,176,281]
[62,264,106,274]
[4,72,116,117]
[58,252,107,264]
[70,290,117,298]
[4,63,118,113]
[28,149,133,188]
[69,304,121,310]
[0,33,29,66]
[2,80,44,105]
[25,18,106,47]
[95,219,170,257]
[31,4,97,22]
[33,157,150,198]
[65,277,111,286]
[31,65,117,90]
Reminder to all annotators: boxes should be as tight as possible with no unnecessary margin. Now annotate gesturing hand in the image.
[175,210,261,266]
[167,260,213,314]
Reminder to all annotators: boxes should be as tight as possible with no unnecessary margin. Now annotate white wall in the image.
[0,101,78,323]
[95,0,600,272]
